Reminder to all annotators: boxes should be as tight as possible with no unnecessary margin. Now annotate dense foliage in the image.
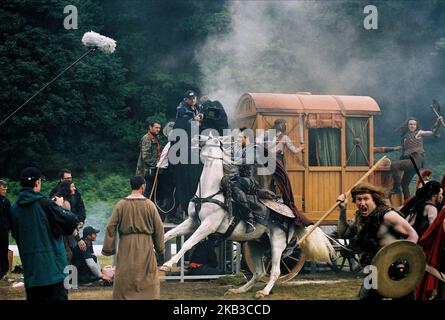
[0,0,230,178]
[1,0,445,180]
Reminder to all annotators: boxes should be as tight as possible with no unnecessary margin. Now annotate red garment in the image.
[403,195,414,206]
[148,131,161,160]
[273,158,312,227]
[416,207,445,300]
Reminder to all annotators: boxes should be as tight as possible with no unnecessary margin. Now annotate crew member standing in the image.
[136,120,162,198]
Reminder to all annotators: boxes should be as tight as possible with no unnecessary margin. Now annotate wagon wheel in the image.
[243,242,306,283]
[329,238,362,273]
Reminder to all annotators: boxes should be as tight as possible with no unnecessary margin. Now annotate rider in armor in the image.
[231,127,258,233]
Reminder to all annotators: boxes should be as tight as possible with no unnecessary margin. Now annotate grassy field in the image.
[0,256,363,300]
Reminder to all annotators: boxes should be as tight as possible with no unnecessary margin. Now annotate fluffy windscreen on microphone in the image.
[82,31,116,54]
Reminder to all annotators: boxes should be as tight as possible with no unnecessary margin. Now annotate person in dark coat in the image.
[168,90,204,224]
[0,180,11,280]
[11,167,79,300]
[50,168,86,224]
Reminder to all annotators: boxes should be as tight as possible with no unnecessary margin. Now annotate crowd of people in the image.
[1,90,445,301]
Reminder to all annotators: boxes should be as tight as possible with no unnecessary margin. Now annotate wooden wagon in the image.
[236,92,394,279]
[236,91,394,223]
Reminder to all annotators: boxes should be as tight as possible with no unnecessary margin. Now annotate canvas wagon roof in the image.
[237,92,381,116]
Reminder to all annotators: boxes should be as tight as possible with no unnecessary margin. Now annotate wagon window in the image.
[308,128,341,166]
[346,118,369,166]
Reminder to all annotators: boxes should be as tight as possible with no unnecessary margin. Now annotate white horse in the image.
[160,135,334,299]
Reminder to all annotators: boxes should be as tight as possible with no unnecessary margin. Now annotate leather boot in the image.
[245,212,256,233]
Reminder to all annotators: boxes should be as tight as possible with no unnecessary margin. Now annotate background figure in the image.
[257,119,311,227]
[439,173,445,212]
[169,90,204,224]
[50,168,86,225]
[136,120,162,198]
[55,179,77,263]
[102,176,164,300]
[72,226,110,285]
[188,237,222,276]
[0,180,11,280]
[416,206,445,300]
[391,117,440,200]
[55,179,75,210]
[267,118,304,168]
[401,180,443,239]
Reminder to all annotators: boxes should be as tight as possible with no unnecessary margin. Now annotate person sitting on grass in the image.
[188,236,222,276]
[71,226,111,286]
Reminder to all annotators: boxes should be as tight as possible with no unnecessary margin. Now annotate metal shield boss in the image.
[371,240,425,298]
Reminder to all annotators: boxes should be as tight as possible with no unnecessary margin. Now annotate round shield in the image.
[260,199,295,218]
[372,240,425,298]
[163,121,175,138]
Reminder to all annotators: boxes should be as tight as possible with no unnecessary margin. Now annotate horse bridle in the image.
[199,136,232,162]
[192,136,230,218]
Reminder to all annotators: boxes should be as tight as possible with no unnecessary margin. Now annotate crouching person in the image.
[72,226,110,285]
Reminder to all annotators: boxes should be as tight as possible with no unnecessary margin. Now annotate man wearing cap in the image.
[102,176,164,300]
[72,226,109,285]
[0,180,11,281]
[136,120,162,198]
[168,90,204,224]
[10,167,79,300]
[174,90,203,128]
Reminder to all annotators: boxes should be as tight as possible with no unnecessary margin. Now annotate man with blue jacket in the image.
[11,167,78,300]
[168,90,204,224]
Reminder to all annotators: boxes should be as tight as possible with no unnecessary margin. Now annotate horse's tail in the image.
[298,225,335,262]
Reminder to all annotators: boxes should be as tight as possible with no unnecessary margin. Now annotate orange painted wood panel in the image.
[288,171,304,209]
[305,171,341,212]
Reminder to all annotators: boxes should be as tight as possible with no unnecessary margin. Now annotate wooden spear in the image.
[297,156,388,246]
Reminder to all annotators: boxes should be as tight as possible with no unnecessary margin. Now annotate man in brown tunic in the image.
[102,176,165,300]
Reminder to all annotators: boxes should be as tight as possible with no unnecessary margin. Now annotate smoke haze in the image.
[197,1,444,146]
